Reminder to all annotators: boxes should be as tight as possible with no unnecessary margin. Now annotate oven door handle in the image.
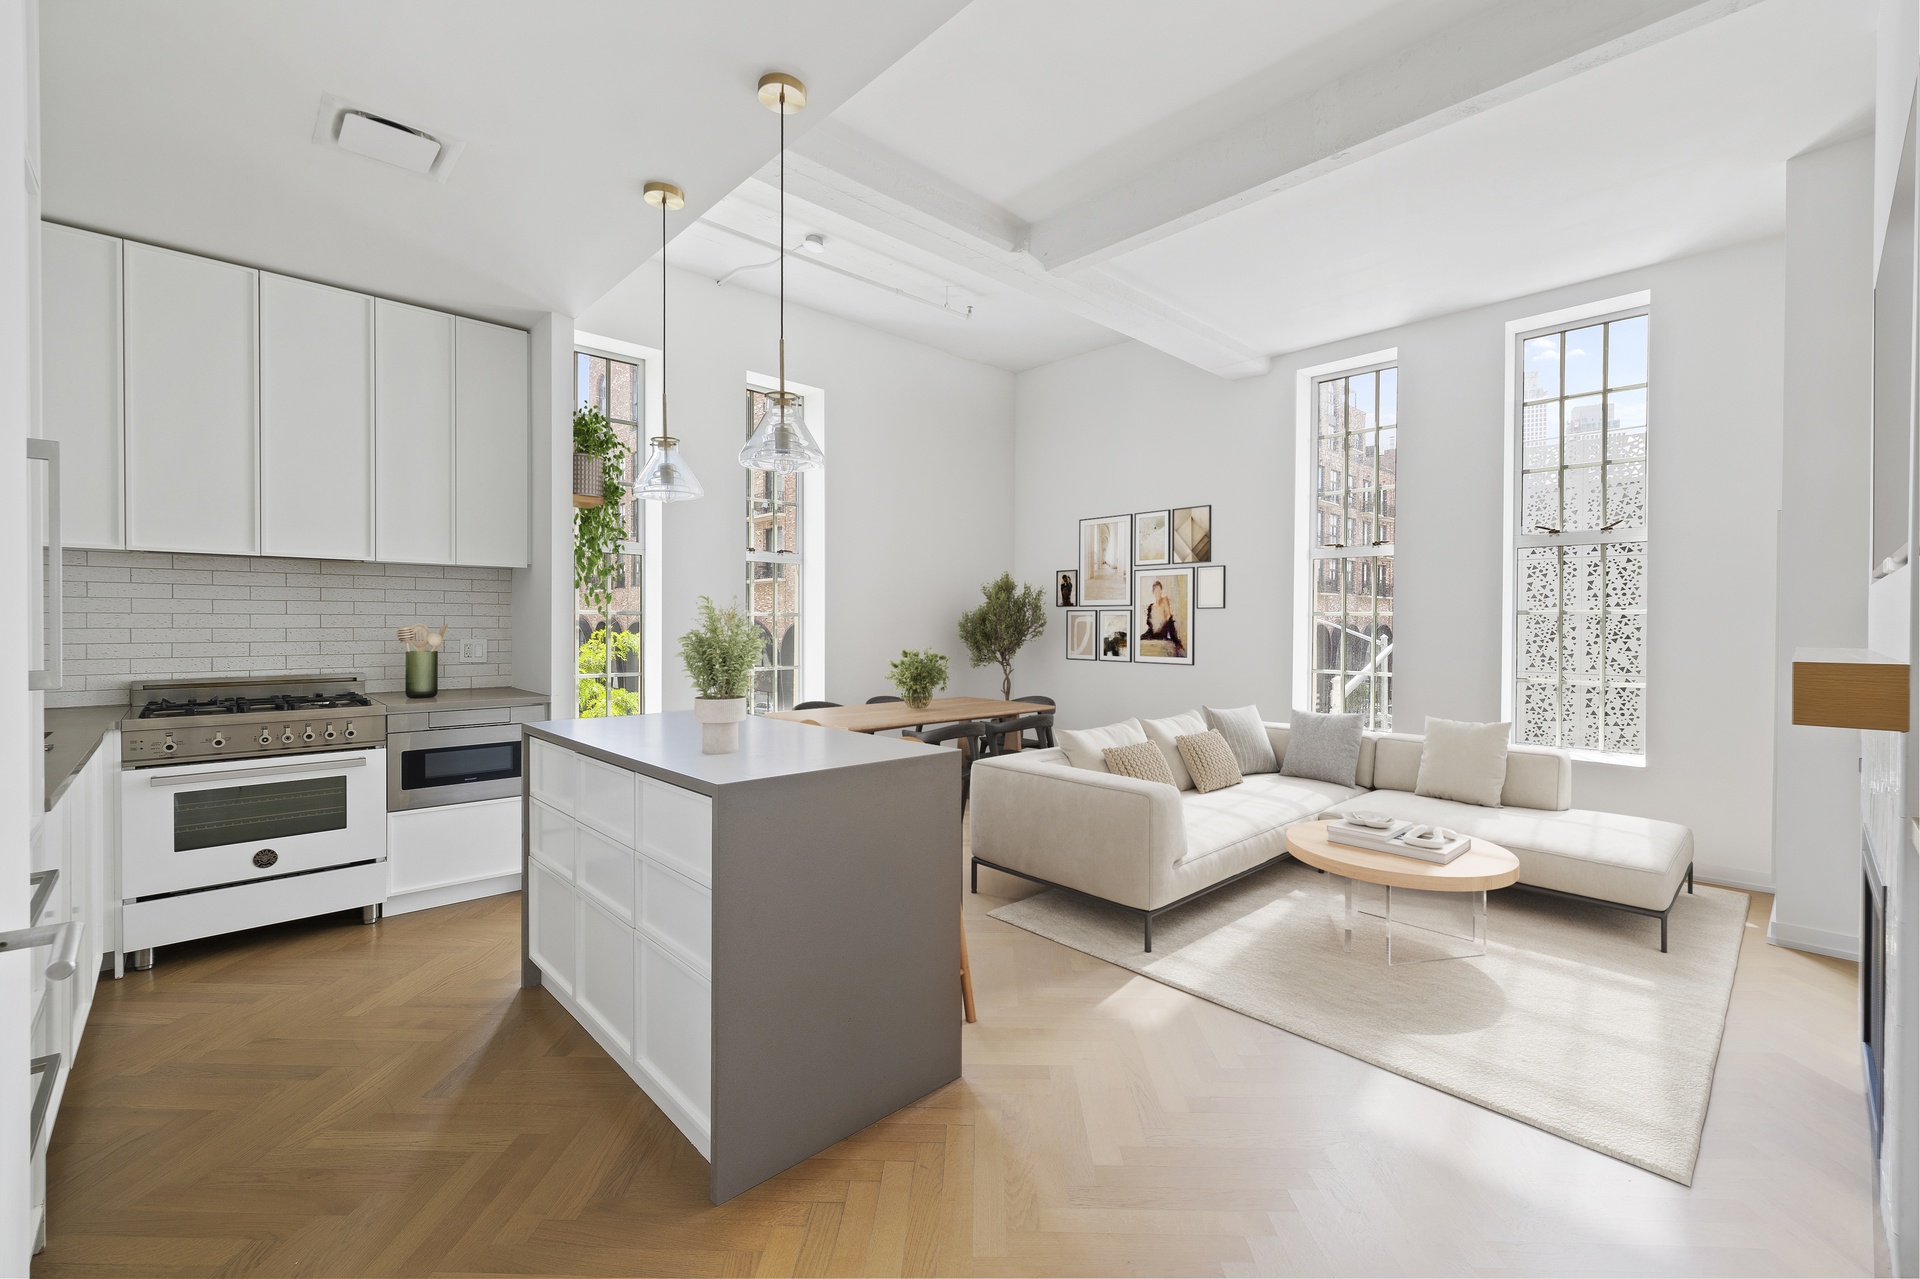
[146,756,368,789]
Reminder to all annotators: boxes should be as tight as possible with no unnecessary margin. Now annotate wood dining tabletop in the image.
[765,697,1041,735]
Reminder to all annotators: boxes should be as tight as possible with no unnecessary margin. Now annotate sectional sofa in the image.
[968,719,1695,952]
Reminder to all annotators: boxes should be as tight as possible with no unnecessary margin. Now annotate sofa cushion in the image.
[1177,730,1243,793]
[1143,709,1209,790]
[1180,773,1357,864]
[1328,790,1693,911]
[1372,733,1570,809]
[1204,705,1277,774]
[1415,717,1510,807]
[1057,718,1147,772]
[1280,709,1363,787]
[1104,740,1176,787]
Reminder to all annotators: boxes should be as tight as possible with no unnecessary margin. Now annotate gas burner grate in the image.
[137,691,375,719]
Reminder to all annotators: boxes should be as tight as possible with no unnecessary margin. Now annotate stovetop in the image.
[121,675,387,766]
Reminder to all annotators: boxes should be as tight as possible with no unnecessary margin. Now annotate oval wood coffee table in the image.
[1286,819,1520,965]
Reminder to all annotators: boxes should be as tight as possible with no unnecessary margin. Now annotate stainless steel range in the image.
[121,674,387,765]
[117,675,390,970]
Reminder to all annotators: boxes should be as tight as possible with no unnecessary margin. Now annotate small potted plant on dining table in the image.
[679,596,764,753]
[886,648,950,711]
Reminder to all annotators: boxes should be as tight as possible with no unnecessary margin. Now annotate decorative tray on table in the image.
[1326,815,1473,864]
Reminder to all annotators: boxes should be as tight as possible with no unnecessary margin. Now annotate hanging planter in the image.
[573,406,630,617]
[572,451,605,509]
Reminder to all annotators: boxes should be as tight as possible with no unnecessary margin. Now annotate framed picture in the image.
[1134,567,1195,665]
[1196,563,1226,609]
[1098,609,1132,662]
[1066,609,1097,660]
[1134,509,1169,565]
[1079,514,1133,606]
[1172,505,1212,563]
[1055,569,1079,608]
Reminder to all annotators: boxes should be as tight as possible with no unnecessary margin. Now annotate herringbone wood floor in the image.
[35,851,1874,1277]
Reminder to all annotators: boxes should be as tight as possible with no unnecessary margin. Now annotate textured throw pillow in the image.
[1142,709,1209,790]
[1057,718,1148,772]
[1176,731,1243,793]
[1415,717,1511,807]
[1279,708,1364,787]
[1103,740,1178,787]
[1203,704,1278,774]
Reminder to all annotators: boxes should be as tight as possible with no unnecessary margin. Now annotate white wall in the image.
[1013,238,1787,888]
[511,312,572,701]
[1771,136,1875,958]
[578,265,1015,709]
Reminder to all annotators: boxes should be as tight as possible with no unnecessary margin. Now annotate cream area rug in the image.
[988,860,1748,1184]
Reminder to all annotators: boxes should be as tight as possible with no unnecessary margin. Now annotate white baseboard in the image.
[1693,866,1774,893]
[384,871,521,918]
[1765,903,1860,961]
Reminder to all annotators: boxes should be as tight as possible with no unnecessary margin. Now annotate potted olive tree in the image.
[958,573,1048,701]
[886,648,950,710]
[678,596,764,753]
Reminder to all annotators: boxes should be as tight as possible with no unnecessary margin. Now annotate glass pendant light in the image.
[740,72,825,474]
[634,180,704,502]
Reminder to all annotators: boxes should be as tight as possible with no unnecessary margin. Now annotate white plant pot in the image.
[693,696,748,754]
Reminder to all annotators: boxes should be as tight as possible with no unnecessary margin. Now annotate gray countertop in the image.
[44,705,125,811]
[525,711,933,796]
[374,686,549,712]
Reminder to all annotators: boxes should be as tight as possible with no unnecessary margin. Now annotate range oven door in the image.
[120,748,386,900]
[387,725,524,811]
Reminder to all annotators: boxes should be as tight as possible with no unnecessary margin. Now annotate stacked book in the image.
[1326,818,1473,864]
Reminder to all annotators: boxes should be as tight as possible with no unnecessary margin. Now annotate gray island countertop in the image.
[523,710,935,796]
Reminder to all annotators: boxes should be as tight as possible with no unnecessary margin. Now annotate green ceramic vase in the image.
[405,650,439,699]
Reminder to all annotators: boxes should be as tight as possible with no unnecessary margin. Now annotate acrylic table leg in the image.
[1473,889,1487,951]
[1342,875,1354,952]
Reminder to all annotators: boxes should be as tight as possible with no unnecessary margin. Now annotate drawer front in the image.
[577,756,637,845]
[529,800,574,879]
[578,896,635,1058]
[575,823,634,922]
[529,740,575,814]
[641,778,712,886]
[638,935,710,1125]
[640,859,711,973]
[528,861,577,997]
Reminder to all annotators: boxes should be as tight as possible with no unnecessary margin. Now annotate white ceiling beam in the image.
[1027,0,1768,273]
[784,123,1273,377]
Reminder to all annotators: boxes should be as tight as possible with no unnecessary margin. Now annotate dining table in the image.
[764,696,1044,751]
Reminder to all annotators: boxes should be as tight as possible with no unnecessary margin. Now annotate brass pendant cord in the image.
[778,84,786,397]
[659,194,669,442]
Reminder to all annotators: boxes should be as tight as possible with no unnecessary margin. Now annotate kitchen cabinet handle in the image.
[27,438,61,691]
[145,755,367,788]
[29,1054,60,1152]
[28,869,56,924]
[0,919,85,979]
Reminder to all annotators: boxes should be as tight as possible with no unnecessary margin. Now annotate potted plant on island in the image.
[958,572,1048,701]
[886,648,950,710]
[678,596,764,753]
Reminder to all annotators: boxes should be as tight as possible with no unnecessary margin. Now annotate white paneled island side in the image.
[522,711,961,1203]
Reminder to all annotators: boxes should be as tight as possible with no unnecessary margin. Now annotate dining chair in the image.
[793,700,841,710]
[1011,695,1056,749]
[981,698,1055,757]
[903,719,988,806]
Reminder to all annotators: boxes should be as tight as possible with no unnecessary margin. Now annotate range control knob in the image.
[210,734,226,749]
[302,725,316,743]
[324,724,337,741]
[281,728,295,744]
[258,730,272,746]
[161,736,177,754]
[344,724,357,739]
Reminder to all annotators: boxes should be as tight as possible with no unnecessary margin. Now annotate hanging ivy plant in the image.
[574,405,632,617]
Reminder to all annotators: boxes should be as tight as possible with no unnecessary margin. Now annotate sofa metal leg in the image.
[1660,912,1668,953]
[1144,913,1153,953]
[970,858,978,894]
[1686,863,1694,894]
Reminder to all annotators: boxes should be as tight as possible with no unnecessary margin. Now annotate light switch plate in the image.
[459,638,487,662]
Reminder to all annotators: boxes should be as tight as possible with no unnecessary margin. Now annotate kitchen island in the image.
[522,711,961,1203]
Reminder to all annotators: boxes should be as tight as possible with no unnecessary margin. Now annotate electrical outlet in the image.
[458,637,487,662]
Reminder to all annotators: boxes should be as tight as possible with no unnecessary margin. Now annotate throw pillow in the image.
[1203,704,1278,774]
[1057,718,1148,772]
[1415,716,1511,807]
[1142,709,1209,790]
[1279,708,1364,787]
[1103,740,1177,787]
[1176,730,1243,793]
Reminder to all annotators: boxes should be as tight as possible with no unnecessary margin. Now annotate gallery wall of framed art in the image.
[1056,502,1224,667]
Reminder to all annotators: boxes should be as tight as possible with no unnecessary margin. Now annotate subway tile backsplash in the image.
[49,549,514,707]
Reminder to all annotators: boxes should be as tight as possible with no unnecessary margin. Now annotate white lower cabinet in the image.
[526,761,713,1153]
[386,797,522,916]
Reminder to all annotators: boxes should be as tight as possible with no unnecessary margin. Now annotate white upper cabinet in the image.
[455,317,530,567]
[374,300,455,565]
[124,242,259,555]
[39,224,124,549]
[260,274,373,560]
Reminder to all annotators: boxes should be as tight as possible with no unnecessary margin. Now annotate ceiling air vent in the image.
[336,110,443,174]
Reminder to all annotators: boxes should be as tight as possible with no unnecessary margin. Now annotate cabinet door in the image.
[454,317,529,567]
[261,274,372,558]
[579,897,635,1058]
[123,243,258,554]
[528,861,578,997]
[39,223,123,549]
[373,300,454,564]
[639,935,711,1125]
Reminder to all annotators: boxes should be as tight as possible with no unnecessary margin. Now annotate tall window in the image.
[745,388,802,713]
[1309,365,1397,729]
[1514,311,1648,758]
[575,350,643,717]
